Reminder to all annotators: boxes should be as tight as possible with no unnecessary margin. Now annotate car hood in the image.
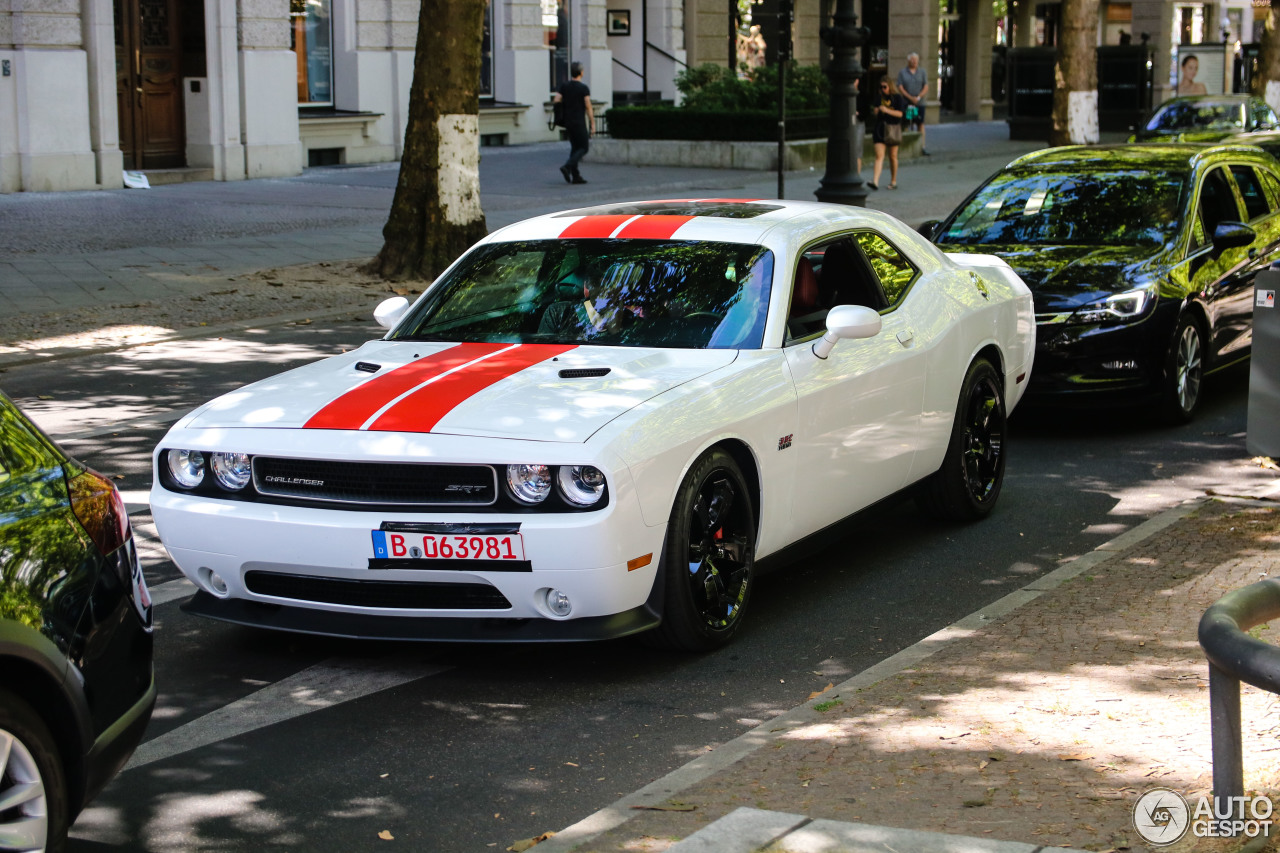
[941,243,1158,312]
[182,341,737,443]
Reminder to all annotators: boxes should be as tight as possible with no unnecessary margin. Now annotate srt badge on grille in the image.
[444,484,487,494]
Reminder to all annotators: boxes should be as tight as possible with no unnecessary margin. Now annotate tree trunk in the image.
[1049,0,1099,147]
[370,0,488,281]
[1254,10,1280,115]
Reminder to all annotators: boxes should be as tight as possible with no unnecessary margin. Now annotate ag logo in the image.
[1133,787,1190,845]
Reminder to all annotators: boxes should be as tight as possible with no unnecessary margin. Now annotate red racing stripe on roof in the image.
[558,215,634,239]
[304,343,506,430]
[615,215,695,239]
[369,344,577,433]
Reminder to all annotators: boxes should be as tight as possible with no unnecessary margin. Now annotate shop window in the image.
[291,0,333,106]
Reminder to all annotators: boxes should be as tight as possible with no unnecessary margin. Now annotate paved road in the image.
[0,320,1266,852]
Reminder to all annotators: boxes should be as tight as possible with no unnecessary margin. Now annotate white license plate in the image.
[371,530,526,562]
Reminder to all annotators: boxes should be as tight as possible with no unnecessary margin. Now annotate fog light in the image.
[199,567,229,597]
[546,589,572,617]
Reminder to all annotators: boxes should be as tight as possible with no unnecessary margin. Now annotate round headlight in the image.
[211,452,252,491]
[557,465,606,506]
[506,464,551,504]
[166,449,205,489]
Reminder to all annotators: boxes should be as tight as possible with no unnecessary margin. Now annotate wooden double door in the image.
[115,0,185,169]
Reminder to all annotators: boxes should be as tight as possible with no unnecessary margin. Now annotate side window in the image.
[852,231,918,308]
[1258,168,1280,211]
[1197,167,1243,241]
[1230,166,1269,221]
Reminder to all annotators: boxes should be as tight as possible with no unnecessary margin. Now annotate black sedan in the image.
[927,143,1280,421]
[1130,94,1278,143]
[0,391,154,850]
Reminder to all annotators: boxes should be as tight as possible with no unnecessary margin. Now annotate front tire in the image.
[0,688,69,853]
[1163,314,1204,424]
[646,449,756,652]
[918,357,1007,521]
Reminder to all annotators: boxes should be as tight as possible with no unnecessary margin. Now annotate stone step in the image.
[136,167,216,186]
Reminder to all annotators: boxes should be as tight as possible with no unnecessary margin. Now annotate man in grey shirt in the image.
[896,52,929,156]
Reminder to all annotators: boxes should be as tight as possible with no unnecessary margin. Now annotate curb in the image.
[536,493,1239,852]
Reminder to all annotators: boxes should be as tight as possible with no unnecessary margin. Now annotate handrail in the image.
[645,41,688,69]
[1197,578,1280,813]
[611,56,643,81]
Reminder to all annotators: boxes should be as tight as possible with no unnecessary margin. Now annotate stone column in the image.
[238,0,301,177]
[888,0,938,123]
[82,0,122,187]
[964,0,994,119]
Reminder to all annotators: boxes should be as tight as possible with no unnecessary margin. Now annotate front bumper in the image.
[150,480,665,633]
[1023,308,1174,406]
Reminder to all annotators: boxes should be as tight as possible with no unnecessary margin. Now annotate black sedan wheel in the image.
[0,688,68,853]
[646,449,756,652]
[1164,314,1203,423]
[919,358,1006,521]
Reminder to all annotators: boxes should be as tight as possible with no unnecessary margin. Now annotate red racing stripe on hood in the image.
[304,342,506,430]
[615,215,695,239]
[558,215,633,238]
[369,344,578,433]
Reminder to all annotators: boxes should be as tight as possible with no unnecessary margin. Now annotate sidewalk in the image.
[535,493,1280,853]
[0,121,1042,363]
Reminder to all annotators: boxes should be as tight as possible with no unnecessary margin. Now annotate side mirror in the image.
[374,296,410,330]
[916,219,941,240]
[812,304,882,359]
[1211,221,1255,255]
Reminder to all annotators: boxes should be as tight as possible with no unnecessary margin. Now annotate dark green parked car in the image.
[1129,94,1278,143]
[926,143,1280,421]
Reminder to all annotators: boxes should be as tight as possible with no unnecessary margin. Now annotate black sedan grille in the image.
[252,457,497,506]
[244,571,511,610]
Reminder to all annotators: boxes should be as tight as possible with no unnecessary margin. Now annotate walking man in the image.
[554,62,595,184]
[896,52,929,156]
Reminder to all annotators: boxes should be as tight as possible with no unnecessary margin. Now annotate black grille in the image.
[253,457,497,506]
[244,571,511,610]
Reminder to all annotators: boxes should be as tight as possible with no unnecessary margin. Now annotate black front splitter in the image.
[181,591,661,643]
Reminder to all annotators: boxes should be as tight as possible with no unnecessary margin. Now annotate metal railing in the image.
[1198,578,1280,812]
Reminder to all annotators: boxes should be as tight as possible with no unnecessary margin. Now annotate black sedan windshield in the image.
[938,168,1186,247]
[389,239,775,349]
[1146,100,1245,132]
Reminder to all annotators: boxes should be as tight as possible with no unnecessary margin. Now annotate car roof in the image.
[485,199,899,246]
[1005,142,1274,172]
[1157,94,1259,107]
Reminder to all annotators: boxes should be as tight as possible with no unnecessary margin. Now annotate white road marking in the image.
[125,658,449,771]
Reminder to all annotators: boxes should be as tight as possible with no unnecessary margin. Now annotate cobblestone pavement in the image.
[554,497,1280,853]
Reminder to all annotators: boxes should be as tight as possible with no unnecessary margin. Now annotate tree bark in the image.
[370,0,488,281]
[1254,10,1280,114]
[1049,0,1099,147]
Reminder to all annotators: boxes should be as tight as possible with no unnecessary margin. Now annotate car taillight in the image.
[68,468,132,555]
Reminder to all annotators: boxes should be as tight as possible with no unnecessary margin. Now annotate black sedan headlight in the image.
[1068,284,1156,325]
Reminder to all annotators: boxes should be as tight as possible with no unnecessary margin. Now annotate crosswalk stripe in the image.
[124,657,448,770]
[147,577,196,607]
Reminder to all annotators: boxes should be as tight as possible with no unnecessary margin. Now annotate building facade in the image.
[0,0,1270,192]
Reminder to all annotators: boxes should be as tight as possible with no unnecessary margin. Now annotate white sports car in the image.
[151,199,1034,650]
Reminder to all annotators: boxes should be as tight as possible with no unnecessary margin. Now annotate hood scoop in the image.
[558,367,611,379]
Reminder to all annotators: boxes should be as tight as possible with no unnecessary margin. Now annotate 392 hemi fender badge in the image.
[778,434,793,451]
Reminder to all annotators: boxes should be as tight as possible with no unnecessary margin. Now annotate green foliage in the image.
[813,699,844,712]
[674,62,830,112]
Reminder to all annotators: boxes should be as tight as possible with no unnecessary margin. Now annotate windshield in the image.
[389,239,775,349]
[1146,100,1245,131]
[938,168,1187,247]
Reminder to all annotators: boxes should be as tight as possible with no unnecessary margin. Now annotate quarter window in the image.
[1231,165,1271,220]
[853,232,918,307]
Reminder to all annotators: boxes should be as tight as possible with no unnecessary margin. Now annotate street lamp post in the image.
[814,0,869,206]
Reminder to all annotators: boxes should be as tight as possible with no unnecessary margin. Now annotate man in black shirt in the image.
[553,61,595,184]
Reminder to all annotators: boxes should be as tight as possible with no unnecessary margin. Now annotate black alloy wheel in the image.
[646,449,756,651]
[919,358,1007,521]
[1164,314,1204,423]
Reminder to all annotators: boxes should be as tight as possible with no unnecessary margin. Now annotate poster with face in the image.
[1175,44,1227,96]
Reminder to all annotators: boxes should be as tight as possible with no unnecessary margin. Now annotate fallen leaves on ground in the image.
[506,831,555,851]
[377,830,394,840]
[807,682,834,700]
